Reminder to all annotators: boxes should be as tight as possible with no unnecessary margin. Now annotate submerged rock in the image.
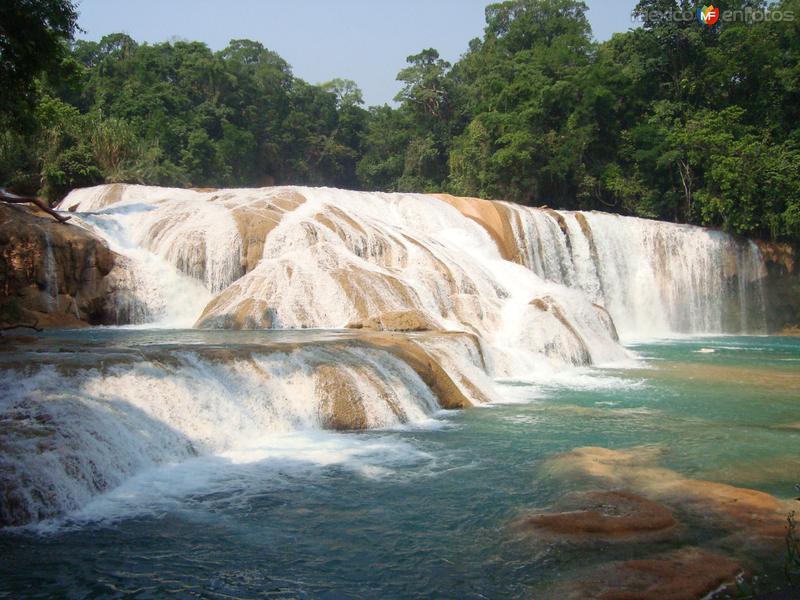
[551,547,741,600]
[518,490,676,541]
[545,446,792,540]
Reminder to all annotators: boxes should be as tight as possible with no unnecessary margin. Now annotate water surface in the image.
[1,334,798,598]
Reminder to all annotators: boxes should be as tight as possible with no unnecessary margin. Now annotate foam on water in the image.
[27,431,433,533]
[0,344,445,527]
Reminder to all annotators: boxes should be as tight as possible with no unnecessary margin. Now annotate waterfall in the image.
[0,184,773,528]
[41,230,59,311]
[504,206,768,338]
[58,185,630,374]
[0,341,447,527]
[59,185,767,342]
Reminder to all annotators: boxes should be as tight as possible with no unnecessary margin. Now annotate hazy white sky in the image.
[74,0,639,106]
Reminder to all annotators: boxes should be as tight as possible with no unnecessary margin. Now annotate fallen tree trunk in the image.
[0,188,71,223]
[0,320,43,334]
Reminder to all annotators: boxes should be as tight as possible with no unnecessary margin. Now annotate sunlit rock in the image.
[346,309,438,332]
[545,446,792,540]
[0,202,146,327]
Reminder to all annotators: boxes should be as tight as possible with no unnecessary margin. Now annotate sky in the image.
[74,0,639,107]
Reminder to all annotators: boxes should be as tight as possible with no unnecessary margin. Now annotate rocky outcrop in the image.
[530,296,592,364]
[757,240,800,332]
[346,309,437,332]
[314,363,371,430]
[364,331,494,408]
[224,188,305,273]
[0,202,138,328]
[431,193,523,262]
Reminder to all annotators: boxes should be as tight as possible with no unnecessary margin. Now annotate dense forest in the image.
[2,0,799,242]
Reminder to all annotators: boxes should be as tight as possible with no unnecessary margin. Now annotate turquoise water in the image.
[0,335,798,598]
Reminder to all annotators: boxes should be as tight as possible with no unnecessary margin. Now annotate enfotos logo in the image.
[697,5,720,26]
[636,4,795,26]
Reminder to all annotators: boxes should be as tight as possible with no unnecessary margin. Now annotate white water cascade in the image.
[0,341,446,526]
[505,206,767,338]
[57,185,631,372]
[0,184,771,528]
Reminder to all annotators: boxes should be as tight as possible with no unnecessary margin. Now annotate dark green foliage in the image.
[1,0,799,242]
[365,0,800,242]
[0,28,368,199]
[0,0,77,126]
[0,298,22,324]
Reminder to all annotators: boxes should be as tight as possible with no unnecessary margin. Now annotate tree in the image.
[0,0,78,124]
[395,49,451,119]
[322,78,364,108]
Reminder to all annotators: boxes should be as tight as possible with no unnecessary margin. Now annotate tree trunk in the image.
[0,320,43,334]
[0,188,71,223]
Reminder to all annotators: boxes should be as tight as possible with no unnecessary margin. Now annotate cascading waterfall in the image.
[58,185,630,372]
[41,229,59,311]
[57,184,767,342]
[504,206,767,338]
[0,183,771,527]
[0,341,442,527]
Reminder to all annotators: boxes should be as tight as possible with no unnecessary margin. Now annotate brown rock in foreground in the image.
[0,202,137,328]
[545,446,791,540]
[518,490,676,541]
[551,548,741,600]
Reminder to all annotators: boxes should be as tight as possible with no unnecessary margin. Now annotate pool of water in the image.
[1,335,798,598]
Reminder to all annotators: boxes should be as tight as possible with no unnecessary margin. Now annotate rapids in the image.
[0,184,773,528]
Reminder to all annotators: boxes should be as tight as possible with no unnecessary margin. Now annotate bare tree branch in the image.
[0,319,43,333]
[0,188,71,224]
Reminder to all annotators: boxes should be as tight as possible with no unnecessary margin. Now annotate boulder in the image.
[0,202,136,328]
[314,364,369,430]
[529,296,592,364]
[346,309,437,332]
